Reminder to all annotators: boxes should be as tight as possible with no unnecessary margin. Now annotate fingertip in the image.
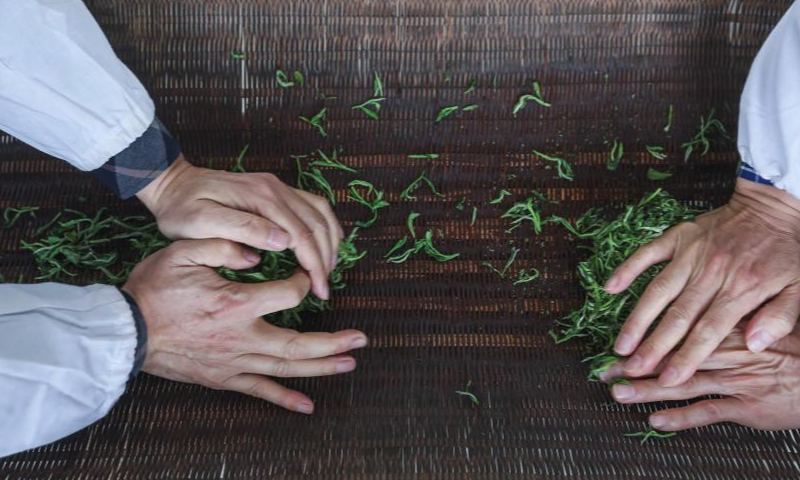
[604,274,621,293]
[649,414,670,431]
[746,330,774,353]
[313,275,330,300]
[614,333,636,356]
[243,248,261,265]
[598,363,624,383]
[296,400,314,415]
[267,229,291,250]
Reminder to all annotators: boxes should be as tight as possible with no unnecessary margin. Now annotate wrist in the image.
[731,178,800,235]
[136,154,193,214]
[117,287,148,377]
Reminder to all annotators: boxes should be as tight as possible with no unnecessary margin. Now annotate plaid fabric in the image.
[93,117,181,199]
[737,161,774,186]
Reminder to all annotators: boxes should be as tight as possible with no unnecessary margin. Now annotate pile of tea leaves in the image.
[551,189,702,380]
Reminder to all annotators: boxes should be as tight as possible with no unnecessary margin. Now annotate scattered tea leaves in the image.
[455,381,479,405]
[347,180,389,228]
[471,206,478,226]
[386,230,459,263]
[482,246,520,278]
[3,206,39,229]
[231,51,246,60]
[464,78,477,95]
[646,145,667,161]
[299,108,328,137]
[436,105,460,123]
[462,104,479,112]
[400,172,445,200]
[512,81,551,116]
[664,105,674,133]
[607,140,624,171]
[310,148,356,173]
[682,108,727,162]
[408,154,440,160]
[534,150,574,181]
[231,144,250,173]
[490,189,512,205]
[647,167,672,181]
[351,97,386,120]
[624,428,677,444]
[407,212,420,238]
[514,268,540,285]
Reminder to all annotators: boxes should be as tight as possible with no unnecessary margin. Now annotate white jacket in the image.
[1,0,800,459]
[0,0,152,458]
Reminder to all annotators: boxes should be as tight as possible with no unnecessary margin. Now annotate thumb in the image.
[235,270,313,318]
[168,239,262,270]
[745,285,800,353]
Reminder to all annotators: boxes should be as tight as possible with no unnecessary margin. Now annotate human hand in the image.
[122,239,367,414]
[606,178,800,387]
[136,155,343,300]
[603,325,800,431]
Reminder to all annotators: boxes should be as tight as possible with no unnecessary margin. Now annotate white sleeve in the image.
[0,0,154,171]
[738,1,800,199]
[0,283,136,458]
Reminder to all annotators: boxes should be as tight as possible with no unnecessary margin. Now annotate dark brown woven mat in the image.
[2,1,799,478]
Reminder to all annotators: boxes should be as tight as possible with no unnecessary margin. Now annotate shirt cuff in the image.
[117,288,148,378]
[93,117,182,199]
[737,161,775,186]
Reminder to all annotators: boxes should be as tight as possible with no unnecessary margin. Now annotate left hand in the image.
[136,155,343,300]
[602,325,800,431]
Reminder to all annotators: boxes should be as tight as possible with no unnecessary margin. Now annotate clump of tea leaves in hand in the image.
[219,228,366,327]
[550,189,700,381]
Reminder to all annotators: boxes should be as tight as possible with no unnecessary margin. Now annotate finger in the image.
[257,325,368,360]
[262,197,330,300]
[223,373,315,414]
[615,261,691,357]
[624,281,717,376]
[194,204,291,252]
[230,271,313,318]
[233,353,357,378]
[168,238,262,270]
[283,191,334,277]
[296,189,344,271]
[604,229,677,294]
[658,297,754,387]
[745,284,800,353]
[648,398,747,432]
[611,372,727,404]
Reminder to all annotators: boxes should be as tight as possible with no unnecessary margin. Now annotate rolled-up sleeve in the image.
[0,0,155,171]
[0,283,137,458]
[738,2,800,199]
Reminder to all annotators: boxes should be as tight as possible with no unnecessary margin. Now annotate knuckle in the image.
[284,283,307,307]
[209,284,247,318]
[647,277,672,297]
[699,401,726,421]
[693,322,723,346]
[283,337,304,360]
[271,359,292,378]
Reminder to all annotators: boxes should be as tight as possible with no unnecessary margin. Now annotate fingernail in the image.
[599,364,623,383]
[747,331,774,353]
[336,359,356,373]
[615,333,635,355]
[320,283,330,300]
[351,336,368,349]
[297,402,314,415]
[267,230,291,250]
[243,249,261,263]
[660,366,680,386]
[604,275,619,292]
[612,384,636,401]
[624,354,643,373]
[649,415,667,429]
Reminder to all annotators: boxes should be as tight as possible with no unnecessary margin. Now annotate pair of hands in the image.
[603,178,800,431]
[122,155,367,414]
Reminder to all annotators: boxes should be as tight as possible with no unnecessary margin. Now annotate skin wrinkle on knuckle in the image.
[271,359,292,378]
[283,337,305,360]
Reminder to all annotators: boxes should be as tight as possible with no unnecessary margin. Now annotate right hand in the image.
[122,239,367,414]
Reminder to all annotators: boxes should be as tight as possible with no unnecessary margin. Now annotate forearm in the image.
[0,0,154,171]
[0,283,143,458]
